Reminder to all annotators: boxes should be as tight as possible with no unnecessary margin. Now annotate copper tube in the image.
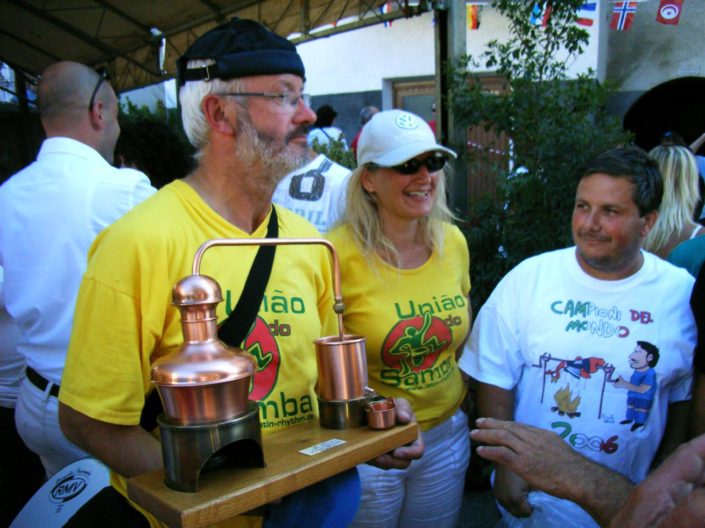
[314,335,368,400]
[191,238,345,340]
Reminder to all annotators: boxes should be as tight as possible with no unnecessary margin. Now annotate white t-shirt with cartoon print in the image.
[460,247,695,527]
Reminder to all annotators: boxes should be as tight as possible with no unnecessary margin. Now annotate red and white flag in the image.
[576,2,596,27]
[656,0,684,25]
[610,1,637,31]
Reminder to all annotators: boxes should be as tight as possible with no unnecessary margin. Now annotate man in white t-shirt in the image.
[307,104,347,150]
[460,146,696,527]
[273,149,351,233]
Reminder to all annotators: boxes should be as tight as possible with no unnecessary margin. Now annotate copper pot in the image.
[314,335,368,401]
[151,275,255,425]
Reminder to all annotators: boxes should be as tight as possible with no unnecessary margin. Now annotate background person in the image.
[328,109,471,528]
[308,103,347,150]
[0,266,44,526]
[114,116,195,189]
[689,260,705,438]
[0,61,155,478]
[350,105,379,157]
[643,145,704,258]
[273,147,351,233]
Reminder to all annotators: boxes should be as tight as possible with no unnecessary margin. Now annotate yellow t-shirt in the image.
[60,180,337,527]
[326,223,471,431]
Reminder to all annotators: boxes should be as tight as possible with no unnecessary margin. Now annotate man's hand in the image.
[367,397,424,470]
[470,417,633,526]
[493,465,532,518]
[609,434,705,528]
[470,417,583,498]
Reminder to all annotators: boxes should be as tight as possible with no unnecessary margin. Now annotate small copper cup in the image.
[366,398,396,430]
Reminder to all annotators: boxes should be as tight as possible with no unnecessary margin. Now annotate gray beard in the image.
[235,112,310,190]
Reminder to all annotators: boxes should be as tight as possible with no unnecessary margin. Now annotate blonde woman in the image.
[326,110,471,528]
[644,145,705,258]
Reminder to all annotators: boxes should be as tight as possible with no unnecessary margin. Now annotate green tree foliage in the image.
[310,137,357,169]
[117,99,195,188]
[451,0,631,310]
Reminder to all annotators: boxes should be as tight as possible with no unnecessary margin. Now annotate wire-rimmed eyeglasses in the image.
[88,67,110,112]
[216,91,310,111]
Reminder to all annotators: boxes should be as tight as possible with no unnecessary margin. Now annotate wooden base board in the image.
[127,421,418,528]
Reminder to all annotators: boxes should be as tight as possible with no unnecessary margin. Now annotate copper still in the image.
[150,237,387,491]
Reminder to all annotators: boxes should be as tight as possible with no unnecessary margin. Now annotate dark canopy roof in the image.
[0,0,424,93]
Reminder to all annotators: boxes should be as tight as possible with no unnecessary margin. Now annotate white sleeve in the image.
[458,270,526,390]
[91,169,156,233]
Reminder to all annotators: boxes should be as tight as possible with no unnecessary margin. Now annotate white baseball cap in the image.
[357,109,457,167]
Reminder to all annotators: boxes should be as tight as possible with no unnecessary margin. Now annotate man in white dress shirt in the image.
[0,61,155,477]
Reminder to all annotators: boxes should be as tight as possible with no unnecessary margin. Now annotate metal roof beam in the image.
[0,28,62,63]
[92,0,154,36]
[6,0,159,77]
[149,0,263,42]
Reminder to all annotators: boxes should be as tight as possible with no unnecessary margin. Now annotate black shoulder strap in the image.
[141,206,279,431]
[217,206,278,347]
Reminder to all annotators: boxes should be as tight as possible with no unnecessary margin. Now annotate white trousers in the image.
[15,375,89,477]
[351,409,470,528]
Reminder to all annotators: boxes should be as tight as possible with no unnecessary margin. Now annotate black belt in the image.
[26,366,60,398]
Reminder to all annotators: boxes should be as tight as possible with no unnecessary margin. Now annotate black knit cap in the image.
[177,18,305,88]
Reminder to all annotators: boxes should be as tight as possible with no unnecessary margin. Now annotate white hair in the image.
[179,59,245,156]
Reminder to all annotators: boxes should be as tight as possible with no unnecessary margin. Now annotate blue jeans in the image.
[263,467,361,528]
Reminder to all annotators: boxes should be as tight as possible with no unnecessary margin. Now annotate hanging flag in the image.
[610,1,637,31]
[576,2,596,26]
[656,0,684,25]
[530,2,552,27]
[467,5,480,30]
[380,1,393,27]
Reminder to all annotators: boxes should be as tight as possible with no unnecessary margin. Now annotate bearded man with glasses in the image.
[0,61,154,496]
[59,19,422,527]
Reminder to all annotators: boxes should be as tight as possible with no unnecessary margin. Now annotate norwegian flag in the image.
[610,1,637,31]
[656,0,684,25]
[576,2,597,26]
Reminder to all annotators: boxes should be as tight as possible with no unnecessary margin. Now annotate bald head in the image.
[38,61,121,163]
[39,62,105,127]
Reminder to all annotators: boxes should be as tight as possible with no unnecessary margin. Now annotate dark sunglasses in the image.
[387,154,448,175]
[88,67,110,112]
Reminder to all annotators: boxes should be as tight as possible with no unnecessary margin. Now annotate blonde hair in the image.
[644,145,700,253]
[341,161,456,267]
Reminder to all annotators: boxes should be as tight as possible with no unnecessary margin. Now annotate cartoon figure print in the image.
[533,353,614,419]
[386,312,447,376]
[613,341,659,432]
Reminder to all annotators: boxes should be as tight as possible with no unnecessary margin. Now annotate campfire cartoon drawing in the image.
[551,385,581,418]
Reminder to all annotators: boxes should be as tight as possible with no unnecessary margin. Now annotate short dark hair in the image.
[579,146,663,216]
[315,104,337,127]
[637,340,660,367]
